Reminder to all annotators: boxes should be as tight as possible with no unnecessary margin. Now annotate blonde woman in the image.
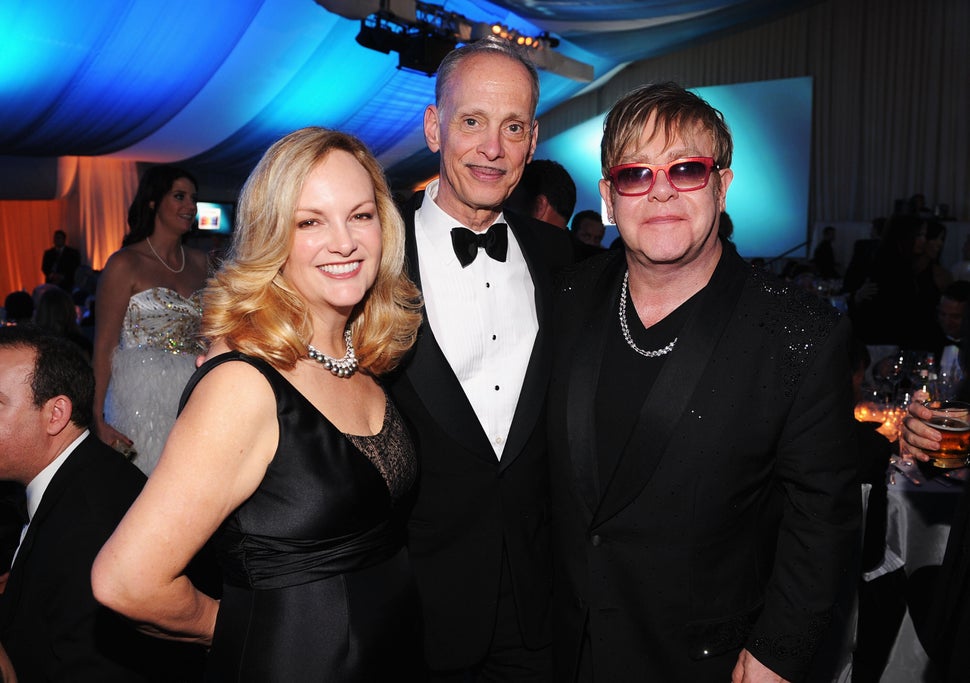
[93,128,424,681]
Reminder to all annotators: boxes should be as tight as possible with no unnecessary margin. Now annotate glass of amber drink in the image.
[921,400,970,468]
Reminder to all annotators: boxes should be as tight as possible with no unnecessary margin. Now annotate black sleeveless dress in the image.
[180,352,424,681]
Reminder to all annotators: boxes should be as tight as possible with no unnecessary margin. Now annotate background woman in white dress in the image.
[93,165,209,475]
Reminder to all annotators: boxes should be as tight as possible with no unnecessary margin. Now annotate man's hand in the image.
[731,649,788,683]
[95,419,135,458]
[851,279,878,305]
[900,394,939,464]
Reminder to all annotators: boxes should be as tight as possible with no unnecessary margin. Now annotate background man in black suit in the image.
[40,229,82,291]
[929,280,970,386]
[812,224,841,279]
[505,158,576,231]
[387,36,572,681]
[0,326,204,681]
[546,82,859,682]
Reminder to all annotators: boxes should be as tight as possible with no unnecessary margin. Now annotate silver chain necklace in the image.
[307,328,358,378]
[618,270,678,358]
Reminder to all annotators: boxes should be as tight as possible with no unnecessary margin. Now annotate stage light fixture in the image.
[316,0,593,81]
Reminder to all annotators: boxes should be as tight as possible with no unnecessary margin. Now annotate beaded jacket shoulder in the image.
[744,267,845,398]
[553,248,619,297]
[748,267,841,341]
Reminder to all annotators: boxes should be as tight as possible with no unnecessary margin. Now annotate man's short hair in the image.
[571,209,602,233]
[514,159,577,223]
[3,291,34,324]
[0,326,94,429]
[600,81,733,183]
[434,35,540,119]
[943,280,970,304]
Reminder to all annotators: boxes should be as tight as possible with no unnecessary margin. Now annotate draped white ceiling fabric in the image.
[0,0,818,194]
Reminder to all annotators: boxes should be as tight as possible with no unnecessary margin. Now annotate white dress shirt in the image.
[415,180,538,459]
[940,342,963,399]
[11,429,89,567]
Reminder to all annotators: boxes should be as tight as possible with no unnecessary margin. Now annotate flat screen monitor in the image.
[195,201,234,235]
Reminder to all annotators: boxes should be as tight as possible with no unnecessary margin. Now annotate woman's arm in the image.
[92,251,135,448]
[92,358,279,644]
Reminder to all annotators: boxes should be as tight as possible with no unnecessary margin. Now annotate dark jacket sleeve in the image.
[745,314,862,681]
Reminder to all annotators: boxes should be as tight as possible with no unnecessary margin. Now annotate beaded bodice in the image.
[118,287,205,355]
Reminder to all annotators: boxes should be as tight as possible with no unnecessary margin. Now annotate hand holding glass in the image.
[918,400,970,468]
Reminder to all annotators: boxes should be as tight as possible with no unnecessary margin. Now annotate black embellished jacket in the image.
[546,243,861,682]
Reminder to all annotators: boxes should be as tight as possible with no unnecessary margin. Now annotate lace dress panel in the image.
[343,397,416,502]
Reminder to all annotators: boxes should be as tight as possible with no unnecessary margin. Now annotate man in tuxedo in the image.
[931,281,970,390]
[41,229,82,291]
[546,82,860,682]
[386,36,572,681]
[0,326,204,681]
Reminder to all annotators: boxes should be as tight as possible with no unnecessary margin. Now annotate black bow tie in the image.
[450,224,508,268]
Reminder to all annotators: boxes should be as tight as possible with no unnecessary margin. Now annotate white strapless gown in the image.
[105,287,205,475]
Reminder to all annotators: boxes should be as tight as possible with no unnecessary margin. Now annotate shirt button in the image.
[494,435,503,445]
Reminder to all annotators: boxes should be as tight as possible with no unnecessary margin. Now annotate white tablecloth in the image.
[863,463,964,682]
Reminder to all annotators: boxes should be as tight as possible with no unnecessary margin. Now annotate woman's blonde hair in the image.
[203,127,422,376]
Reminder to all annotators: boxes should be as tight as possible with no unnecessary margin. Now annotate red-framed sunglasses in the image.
[608,157,719,196]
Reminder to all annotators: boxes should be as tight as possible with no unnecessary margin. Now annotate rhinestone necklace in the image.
[145,236,186,274]
[307,328,358,378]
[618,270,678,358]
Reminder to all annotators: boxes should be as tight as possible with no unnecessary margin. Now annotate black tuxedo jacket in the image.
[41,245,81,291]
[386,191,573,669]
[547,246,861,682]
[0,434,204,681]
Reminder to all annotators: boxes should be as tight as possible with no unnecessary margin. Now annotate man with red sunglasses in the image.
[546,82,860,682]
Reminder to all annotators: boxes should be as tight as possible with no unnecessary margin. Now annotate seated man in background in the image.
[0,326,205,681]
[931,280,970,395]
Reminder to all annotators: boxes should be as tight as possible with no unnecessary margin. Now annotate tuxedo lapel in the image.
[565,255,626,515]
[401,194,496,461]
[591,246,749,528]
[498,213,552,472]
